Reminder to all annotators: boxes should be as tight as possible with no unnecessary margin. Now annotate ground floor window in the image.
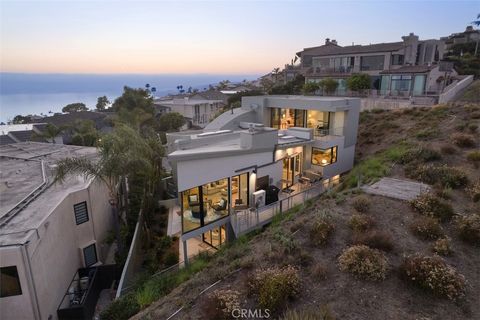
[181,177,229,233]
[311,146,338,166]
[1,266,22,297]
[202,225,227,249]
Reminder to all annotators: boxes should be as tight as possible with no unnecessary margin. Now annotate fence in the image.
[232,177,340,236]
[115,211,145,298]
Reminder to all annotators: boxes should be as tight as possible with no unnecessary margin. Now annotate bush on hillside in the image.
[410,193,455,221]
[351,195,371,212]
[432,237,453,256]
[249,265,301,313]
[400,147,442,164]
[348,214,375,232]
[311,264,328,281]
[338,245,389,281]
[467,180,480,202]
[440,144,456,155]
[100,294,140,320]
[406,164,468,189]
[451,133,476,148]
[456,213,480,246]
[410,216,445,240]
[400,254,466,300]
[352,229,394,252]
[309,217,335,246]
[280,306,335,320]
[466,150,480,166]
[201,289,241,320]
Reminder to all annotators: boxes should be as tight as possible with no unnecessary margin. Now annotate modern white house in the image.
[166,95,360,261]
[0,142,116,320]
[154,96,225,128]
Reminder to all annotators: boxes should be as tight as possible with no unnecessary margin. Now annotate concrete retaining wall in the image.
[438,75,474,104]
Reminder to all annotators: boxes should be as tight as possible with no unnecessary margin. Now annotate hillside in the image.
[108,85,480,320]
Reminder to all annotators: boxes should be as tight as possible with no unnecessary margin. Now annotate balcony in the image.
[307,66,355,76]
[313,126,344,139]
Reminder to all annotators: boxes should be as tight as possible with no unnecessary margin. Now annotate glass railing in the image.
[312,126,344,138]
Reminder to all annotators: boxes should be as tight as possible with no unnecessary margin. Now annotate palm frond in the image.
[54,157,101,184]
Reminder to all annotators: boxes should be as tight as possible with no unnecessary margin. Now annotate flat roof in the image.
[0,142,98,246]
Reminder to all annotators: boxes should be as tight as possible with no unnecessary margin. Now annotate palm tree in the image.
[54,125,155,255]
[473,13,480,26]
[272,67,281,83]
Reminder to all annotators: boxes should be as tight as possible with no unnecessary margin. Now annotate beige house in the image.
[0,142,114,320]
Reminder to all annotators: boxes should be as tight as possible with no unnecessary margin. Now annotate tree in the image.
[473,13,480,26]
[227,89,264,106]
[157,112,186,132]
[269,74,305,95]
[70,119,99,146]
[217,80,230,90]
[346,74,371,92]
[37,123,65,143]
[62,103,88,113]
[272,67,281,83]
[54,125,162,256]
[260,78,274,93]
[112,86,155,115]
[12,114,32,124]
[302,82,320,95]
[96,96,110,111]
[319,78,339,95]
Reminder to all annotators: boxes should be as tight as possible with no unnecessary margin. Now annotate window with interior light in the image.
[311,146,338,166]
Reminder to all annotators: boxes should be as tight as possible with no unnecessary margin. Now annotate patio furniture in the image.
[212,198,227,213]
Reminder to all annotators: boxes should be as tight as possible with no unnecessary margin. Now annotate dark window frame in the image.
[83,244,98,267]
[1,266,22,298]
[311,146,338,166]
[73,201,89,225]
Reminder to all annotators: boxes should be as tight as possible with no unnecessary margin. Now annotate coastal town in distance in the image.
[0,1,479,320]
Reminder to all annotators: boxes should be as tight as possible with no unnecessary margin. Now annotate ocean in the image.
[0,73,259,123]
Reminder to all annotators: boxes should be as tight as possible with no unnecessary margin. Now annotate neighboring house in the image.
[166,95,360,261]
[0,142,116,320]
[297,33,446,95]
[154,97,225,128]
[0,123,51,145]
[189,90,229,104]
[441,26,480,48]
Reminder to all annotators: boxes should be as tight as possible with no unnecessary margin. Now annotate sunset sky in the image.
[0,0,478,75]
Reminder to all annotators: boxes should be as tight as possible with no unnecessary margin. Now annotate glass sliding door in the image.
[232,173,249,209]
[413,75,426,96]
[202,225,226,249]
[282,153,303,189]
[181,177,229,234]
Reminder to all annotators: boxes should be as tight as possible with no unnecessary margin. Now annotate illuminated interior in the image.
[231,173,249,209]
[311,146,337,166]
[271,108,331,135]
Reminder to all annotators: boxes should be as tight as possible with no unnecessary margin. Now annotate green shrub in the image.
[201,289,241,320]
[467,180,480,202]
[416,128,439,140]
[400,254,466,300]
[100,294,140,320]
[309,217,335,246]
[338,245,388,281]
[410,193,455,221]
[400,147,442,164]
[456,213,480,246]
[348,214,375,231]
[352,229,394,252]
[466,150,480,164]
[351,195,371,212]
[432,237,453,256]
[249,265,301,312]
[410,216,444,240]
[451,133,476,148]
[406,164,468,189]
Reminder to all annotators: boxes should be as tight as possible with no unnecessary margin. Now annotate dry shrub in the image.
[311,264,328,281]
[466,180,480,202]
[400,254,466,300]
[352,195,371,212]
[349,214,375,231]
[466,150,480,165]
[451,133,476,148]
[432,237,453,256]
[309,217,335,246]
[249,265,301,313]
[400,147,442,164]
[338,245,389,281]
[410,193,454,221]
[456,213,480,246]
[440,144,456,155]
[352,229,394,252]
[468,123,478,133]
[201,289,241,320]
[406,164,468,189]
[410,216,444,240]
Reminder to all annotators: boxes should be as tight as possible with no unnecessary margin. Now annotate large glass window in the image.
[413,75,426,95]
[232,173,249,209]
[306,111,330,136]
[1,266,22,297]
[360,55,385,71]
[332,56,354,72]
[203,225,226,249]
[311,146,338,166]
[391,75,412,92]
[181,177,229,233]
[271,108,305,129]
[391,54,404,65]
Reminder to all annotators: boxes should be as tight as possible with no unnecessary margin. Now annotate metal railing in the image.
[313,126,344,138]
[232,177,341,236]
